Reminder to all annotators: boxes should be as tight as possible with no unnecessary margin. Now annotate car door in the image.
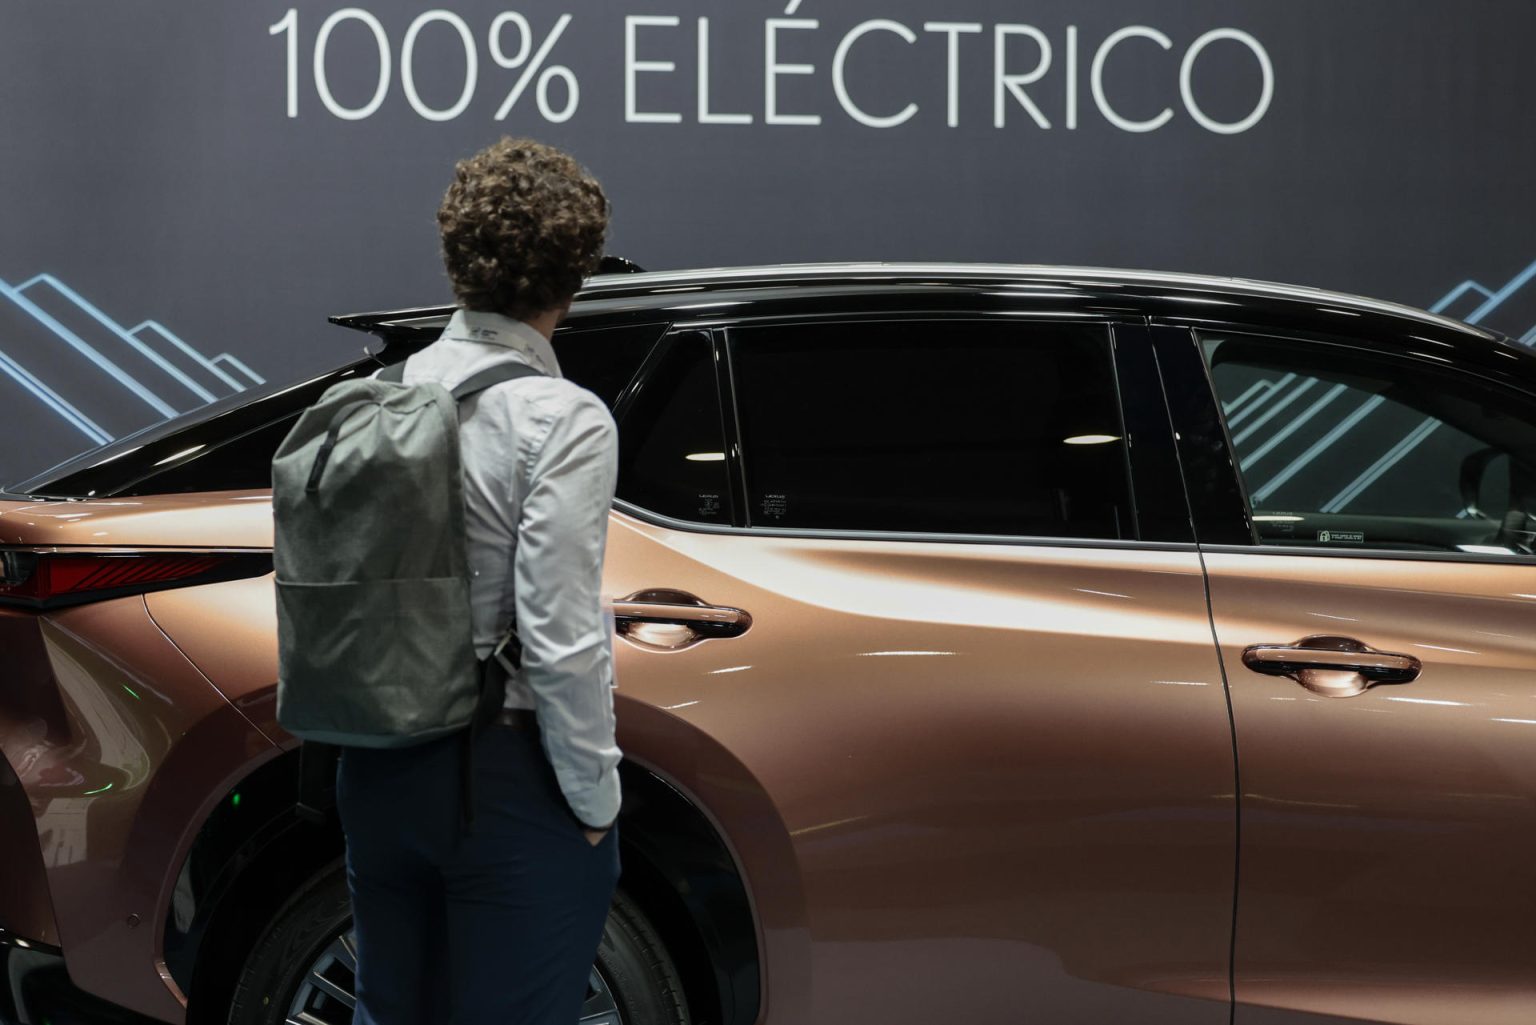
[601,314,1238,1024]
[1156,323,1536,1025]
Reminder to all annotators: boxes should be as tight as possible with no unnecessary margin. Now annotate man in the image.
[333,137,621,1025]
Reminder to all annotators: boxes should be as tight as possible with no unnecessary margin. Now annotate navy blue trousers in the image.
[336,722,620,1025]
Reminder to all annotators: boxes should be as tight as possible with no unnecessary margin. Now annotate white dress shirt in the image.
[380,308,622,830]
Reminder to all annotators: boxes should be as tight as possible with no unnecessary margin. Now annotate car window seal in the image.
[1196,541,1536,567]
[611,498,1200,552]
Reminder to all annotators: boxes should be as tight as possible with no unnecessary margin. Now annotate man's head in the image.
[437,137,610,323]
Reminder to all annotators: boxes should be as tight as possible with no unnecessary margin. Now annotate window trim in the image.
[551,319,671,414]
[715,328,751,527]
[611,496,1199,552]
[1111,322,1195,544]
[1195,542,1536,568]
[611,326,738,528]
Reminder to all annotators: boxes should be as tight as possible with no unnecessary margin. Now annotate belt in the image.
[494,707,538,730]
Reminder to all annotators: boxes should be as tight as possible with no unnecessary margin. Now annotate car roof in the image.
[15,263,1532,500]
[331,261,1502,344]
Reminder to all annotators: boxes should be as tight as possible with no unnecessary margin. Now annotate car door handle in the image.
[1241,635,1422,698]
[612,589,751,650]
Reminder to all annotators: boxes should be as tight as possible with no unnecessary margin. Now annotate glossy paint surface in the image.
[0,732,58,945]
[1,262,1532,1024]
[1205,552,1536,1025]
[603,510,1236,1024]
[0,491,275,548]
[132,503,1241,1023]
[144,573,281,743]
[0,595,274,1021]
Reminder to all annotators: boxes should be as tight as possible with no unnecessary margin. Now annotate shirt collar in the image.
[442,308,562,377]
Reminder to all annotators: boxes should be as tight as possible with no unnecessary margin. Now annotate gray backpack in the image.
[271,357,544,749]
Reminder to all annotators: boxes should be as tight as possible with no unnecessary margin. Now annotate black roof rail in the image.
[329,254,646,334]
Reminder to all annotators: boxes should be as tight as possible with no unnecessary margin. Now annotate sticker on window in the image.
[698,493,721,519]
[1317,530,1365,544]
[760,493,787,520]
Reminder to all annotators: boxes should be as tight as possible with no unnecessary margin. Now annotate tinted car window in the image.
[728,320,1132,538]
[32,322,666,498]
[1203,332,1536,557]
[616,332,731,524]
[130,416,303,495]
[552,323,664,410]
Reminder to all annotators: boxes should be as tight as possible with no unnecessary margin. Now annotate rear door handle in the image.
[1241,635,1421,698]
[612,589,751,650]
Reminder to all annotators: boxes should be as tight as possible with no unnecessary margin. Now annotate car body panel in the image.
[603,510,1237,1023]
[1205,553,1536,1025]
[1,263,1532,1024]
[142,509,798,1022]
[0,595,275,1022]
[603,696,804,1025]
[1148,316,1536,1024]
[0,734,60,947]
[0,491,275,548]
[138,502,1240,1022]
[144,574,280,743]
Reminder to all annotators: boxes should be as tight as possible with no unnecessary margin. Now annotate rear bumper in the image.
[0,745,57,950]
[2,938,164,1025]
[0,597,277,1022]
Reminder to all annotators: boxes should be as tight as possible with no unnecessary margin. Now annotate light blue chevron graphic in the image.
[0,346,111,444]
[1432,256,1536,332]
[1240,257,1536,515]
[0,273,265,444]
[1429,279,1495,314]
[127,319,265,390]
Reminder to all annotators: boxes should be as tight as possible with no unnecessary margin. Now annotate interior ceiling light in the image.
[1063,434,1121,445]
[685,452,725,462]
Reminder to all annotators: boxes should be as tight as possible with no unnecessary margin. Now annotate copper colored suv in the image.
[2,265,1534,1025]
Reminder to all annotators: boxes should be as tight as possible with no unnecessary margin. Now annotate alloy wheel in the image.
[285,928,622,1025]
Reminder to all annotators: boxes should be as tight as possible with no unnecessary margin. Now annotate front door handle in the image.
[612,589,752,651]
[1241,635,1421,698]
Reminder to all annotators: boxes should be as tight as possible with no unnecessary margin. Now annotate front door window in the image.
[1202,332,1536,558]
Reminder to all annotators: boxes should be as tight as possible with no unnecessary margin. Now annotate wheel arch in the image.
[171,745,764,1025]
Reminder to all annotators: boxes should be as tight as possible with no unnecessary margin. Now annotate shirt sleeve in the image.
[507,387,622,830]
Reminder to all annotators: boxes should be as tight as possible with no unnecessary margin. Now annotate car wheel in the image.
[226,861,690,1025]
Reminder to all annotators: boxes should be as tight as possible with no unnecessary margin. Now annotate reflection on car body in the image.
[1,264,1534,1025]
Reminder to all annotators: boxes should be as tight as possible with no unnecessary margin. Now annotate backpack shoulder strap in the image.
[450,361,545,401]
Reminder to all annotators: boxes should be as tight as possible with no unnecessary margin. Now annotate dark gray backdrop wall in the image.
[2,0,1534,485]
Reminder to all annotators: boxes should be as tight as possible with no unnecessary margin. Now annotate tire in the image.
[596,888,692,1025]
[226,861,690,1025]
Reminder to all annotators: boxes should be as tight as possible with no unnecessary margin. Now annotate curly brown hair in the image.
[437,137,610,319]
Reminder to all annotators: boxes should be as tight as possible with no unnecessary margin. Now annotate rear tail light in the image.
[0,548,272,609]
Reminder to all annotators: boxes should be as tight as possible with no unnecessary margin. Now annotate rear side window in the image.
[615,332,732,524]
[551,322,665,410]
[1203,332,1536,558]
[125,416,301,495]
[727,320,1132,538]
[62,322,664,498]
